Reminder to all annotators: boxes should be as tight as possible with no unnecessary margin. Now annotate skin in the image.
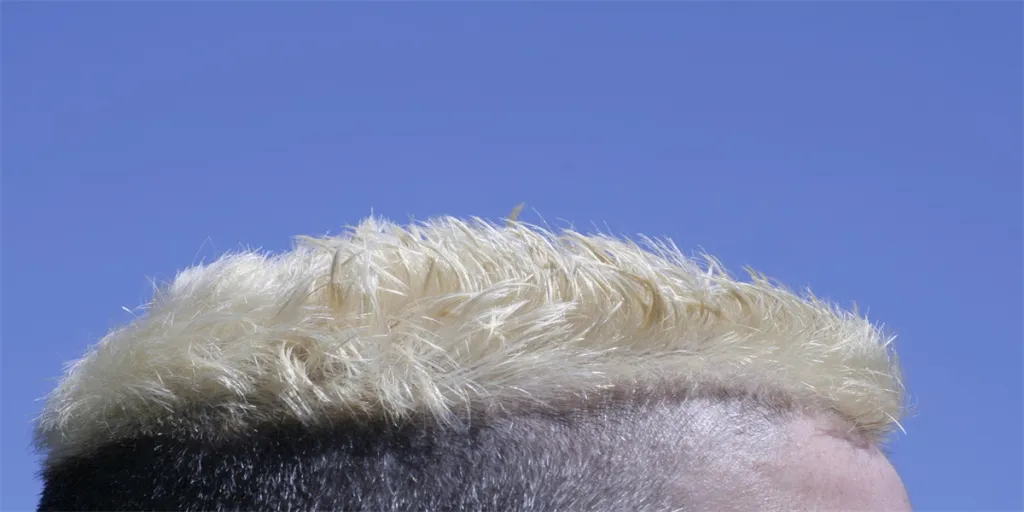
[36,393,909,511]
[690,410,911,511]
[769,413,910,511]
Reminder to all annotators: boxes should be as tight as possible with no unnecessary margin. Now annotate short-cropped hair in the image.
[35,216,904,511]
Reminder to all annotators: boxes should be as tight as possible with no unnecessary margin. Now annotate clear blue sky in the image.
[3,3,1021,510]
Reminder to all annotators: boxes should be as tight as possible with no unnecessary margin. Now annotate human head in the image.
[35,216,909,511]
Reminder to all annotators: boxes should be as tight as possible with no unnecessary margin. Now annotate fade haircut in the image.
[35,216,904,511]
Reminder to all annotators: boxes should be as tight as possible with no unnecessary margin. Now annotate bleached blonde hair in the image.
[35,215,904,468]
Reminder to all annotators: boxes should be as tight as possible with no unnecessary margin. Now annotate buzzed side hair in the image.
[40,391,793,511]
[35,216,903,511]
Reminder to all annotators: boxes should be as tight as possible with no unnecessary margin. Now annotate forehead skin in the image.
[769,413,910,511]
[691,411,911,512]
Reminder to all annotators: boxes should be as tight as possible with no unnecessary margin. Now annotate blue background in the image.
[3,3,1021,510]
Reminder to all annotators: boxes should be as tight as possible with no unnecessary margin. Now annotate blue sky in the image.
[2,3,1021,510]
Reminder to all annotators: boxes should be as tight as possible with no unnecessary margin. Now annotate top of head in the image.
[35,216,903,467]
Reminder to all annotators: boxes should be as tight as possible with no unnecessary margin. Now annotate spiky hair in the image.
[35,215,903,469]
